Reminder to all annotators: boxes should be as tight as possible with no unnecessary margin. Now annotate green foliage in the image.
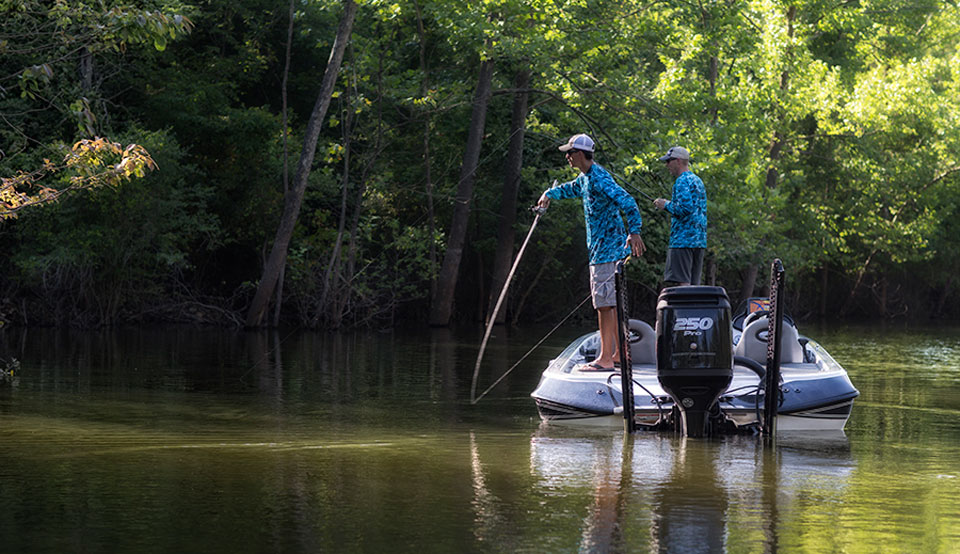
[2,0,960,325]
[0,0,194,220]
[9,128,219,324]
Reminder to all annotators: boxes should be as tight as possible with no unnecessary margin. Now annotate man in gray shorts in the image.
[653,146,707,286]
[538,133,646,371]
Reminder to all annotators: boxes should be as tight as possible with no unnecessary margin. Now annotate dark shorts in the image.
[664,248,705,285]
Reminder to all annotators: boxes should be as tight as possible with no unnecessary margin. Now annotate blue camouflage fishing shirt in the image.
[664,170,707,248]
[545,163,642,265]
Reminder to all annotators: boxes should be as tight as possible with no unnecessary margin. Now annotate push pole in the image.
[762,259,786,436]
[614,260,636,433]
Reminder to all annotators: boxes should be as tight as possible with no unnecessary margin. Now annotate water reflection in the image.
[5,323,960,552]
[526,426,855,552]
[650,436,727,553]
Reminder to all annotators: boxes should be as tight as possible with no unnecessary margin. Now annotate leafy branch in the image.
[1,137,157,219]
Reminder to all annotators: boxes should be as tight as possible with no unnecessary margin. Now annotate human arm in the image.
[664,174,695,217]
[596,174,643,235]
[539,178,581,210]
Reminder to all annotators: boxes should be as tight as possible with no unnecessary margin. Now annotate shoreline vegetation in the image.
[2,1,959,329]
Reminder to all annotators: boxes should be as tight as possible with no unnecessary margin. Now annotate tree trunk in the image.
[428,56,495,326]
[738,263,759,307]
[486,67,530,325]
[280,0,294,196]
[245,0,357,328]
[841,251,874,317]
[879,276,888,316]
[80,47,94,92]
[272,0,296,328]
[764,6,795,191]
[705,255,717,286]
[819,265,828,317]
[934,275,954,318]
[342,35,387,324]
[699,5,719,125]
[273,265,284,326]
[318,79,354,327]
[413,0,437,302]
[511,256,550,326]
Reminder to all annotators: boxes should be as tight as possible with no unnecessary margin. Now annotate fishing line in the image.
[237,327,300,387]
[472,292,593,405]
[472,259,631,404]
[604,166,671,202]
[613,173,655,202]
[536,131,671,202]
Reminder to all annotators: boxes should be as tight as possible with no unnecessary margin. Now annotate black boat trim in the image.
[534,398,612,420]
[536,397,855,422]
[780,399,854,418]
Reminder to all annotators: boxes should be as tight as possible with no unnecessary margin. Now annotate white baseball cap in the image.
[558,134,595,152]
[659,146,690,161]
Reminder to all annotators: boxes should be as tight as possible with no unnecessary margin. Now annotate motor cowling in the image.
[656,286,733,437]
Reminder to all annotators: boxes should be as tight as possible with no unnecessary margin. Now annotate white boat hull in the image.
[531,326,858,433]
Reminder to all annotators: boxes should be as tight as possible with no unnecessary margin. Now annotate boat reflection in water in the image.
[526,424,855,552]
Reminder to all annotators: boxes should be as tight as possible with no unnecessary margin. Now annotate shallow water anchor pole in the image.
[614,260,636,433]
[762,259,786,436]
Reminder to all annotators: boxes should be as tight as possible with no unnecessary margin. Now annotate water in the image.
[2,322,960,553]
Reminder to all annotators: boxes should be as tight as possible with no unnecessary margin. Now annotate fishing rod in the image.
[604,166,671,203]
[469,157,665,403]
[470,182,553,405]
[529,130,671,202]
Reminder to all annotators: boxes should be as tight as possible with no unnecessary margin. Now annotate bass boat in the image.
[531,289,859,433]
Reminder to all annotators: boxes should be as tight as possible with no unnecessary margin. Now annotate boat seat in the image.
[733,316,804,365]
[628,319,656,365]
[577,320,656,365]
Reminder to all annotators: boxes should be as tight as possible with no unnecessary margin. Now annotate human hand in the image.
[626,234,646,257]
[537,193,551,210]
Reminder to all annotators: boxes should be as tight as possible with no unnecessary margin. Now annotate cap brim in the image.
[558,144,573,152]
[658,154,672,161]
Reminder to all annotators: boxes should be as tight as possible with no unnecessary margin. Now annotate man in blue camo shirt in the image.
[537,133,646,372]
[653,146,707,287]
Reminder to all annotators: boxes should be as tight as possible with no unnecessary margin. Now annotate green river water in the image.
[1,322,959,553]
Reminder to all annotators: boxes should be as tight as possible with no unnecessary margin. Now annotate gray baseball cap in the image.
[659,146,690,161]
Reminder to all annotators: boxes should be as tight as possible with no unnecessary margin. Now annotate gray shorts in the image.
[664,248,705,285]
[589,261,619,309]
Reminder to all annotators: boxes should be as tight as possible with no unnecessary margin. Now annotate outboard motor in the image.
[656,286,733,437]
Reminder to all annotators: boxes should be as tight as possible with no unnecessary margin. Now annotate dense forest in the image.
[1,0,959,329]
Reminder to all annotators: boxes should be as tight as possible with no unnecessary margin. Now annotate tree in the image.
[486,67,530,324]
[4,0,960,327]
[245,0,357,327]
[0,1,192,217]
[428,53,495,326]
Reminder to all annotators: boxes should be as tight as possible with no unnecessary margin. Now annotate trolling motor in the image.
[656,286,733,438]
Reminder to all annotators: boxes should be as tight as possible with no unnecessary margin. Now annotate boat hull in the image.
[533,396,856,431]
[530,331,859,432]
